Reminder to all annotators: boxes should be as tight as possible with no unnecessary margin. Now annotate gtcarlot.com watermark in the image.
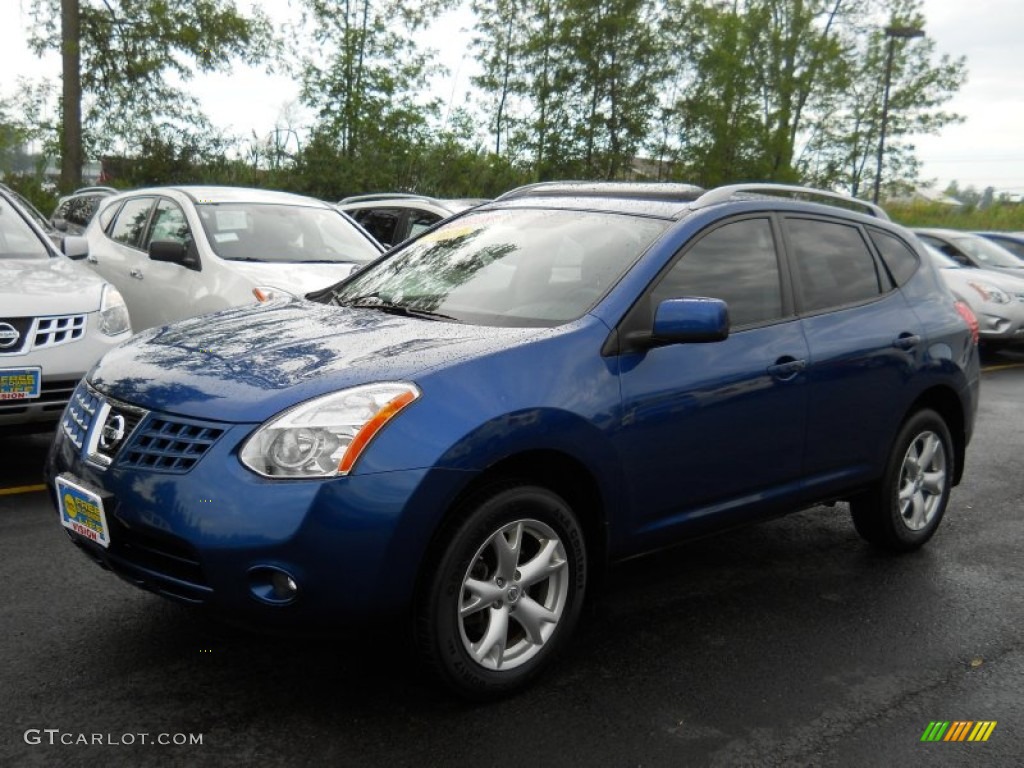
[24,729,203,747]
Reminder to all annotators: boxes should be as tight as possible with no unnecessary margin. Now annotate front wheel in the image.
[850,409,954,552]
[416,483,587,699]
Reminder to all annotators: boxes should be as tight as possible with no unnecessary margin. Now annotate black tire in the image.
[850,409,954,552]
[416,482,587,699]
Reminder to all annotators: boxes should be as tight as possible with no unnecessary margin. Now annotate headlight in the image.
[98,284,132,336]
[253,286,296,303]
[239,382,420,478]
[968,281,1010,305]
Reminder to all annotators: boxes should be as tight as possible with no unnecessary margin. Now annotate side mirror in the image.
[149,240,200,271]
[62,235,90,261]
[626,297,730,350]
[52,218,69,232]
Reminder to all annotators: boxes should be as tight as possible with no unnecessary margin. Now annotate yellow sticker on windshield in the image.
[418,224,479,244]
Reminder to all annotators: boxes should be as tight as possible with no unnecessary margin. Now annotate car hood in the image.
[0,256,105,315]
[225,260,359,295]
[89,299,546,422]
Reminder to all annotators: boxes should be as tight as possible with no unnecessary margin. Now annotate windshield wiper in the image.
[344,296,459,322]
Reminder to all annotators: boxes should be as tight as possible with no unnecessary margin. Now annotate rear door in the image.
[782,215,924,491]
[88,196,156,330]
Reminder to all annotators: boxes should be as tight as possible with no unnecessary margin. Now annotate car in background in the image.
[0,185,131,433]
[974,231,1024,262]
[922,243,1024,348]
[82,185,384,332]
[48,182,978,697]
[913,228,1024,275]
[0,183,65,247]
[51,186,118,236]
[338,193,486,247]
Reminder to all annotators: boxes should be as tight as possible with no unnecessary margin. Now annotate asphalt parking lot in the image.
[1,348,1022,767]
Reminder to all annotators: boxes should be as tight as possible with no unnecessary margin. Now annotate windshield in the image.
[0,197,50,259]
[330,208,669,327]
[196,203,380,265]
[952,235,1024,268]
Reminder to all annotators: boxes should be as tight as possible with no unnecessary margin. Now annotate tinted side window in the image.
[109,198,154,248]
[355,208,402,245]
[652,218,783,327]
[869,229,919,286]
[785,218,883,312]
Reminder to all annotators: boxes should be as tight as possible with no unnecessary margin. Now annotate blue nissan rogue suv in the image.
[48,182,980,697]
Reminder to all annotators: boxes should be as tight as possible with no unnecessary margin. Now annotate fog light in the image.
[248,566,299,605]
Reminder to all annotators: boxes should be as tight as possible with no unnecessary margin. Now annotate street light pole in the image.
[872,25,925,204]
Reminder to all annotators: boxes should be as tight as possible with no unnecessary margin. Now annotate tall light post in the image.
[872,25,925,204]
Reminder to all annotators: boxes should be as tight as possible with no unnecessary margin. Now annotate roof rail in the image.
[692,183,890,220]
[497,181,705,203]
[338,193,433,204]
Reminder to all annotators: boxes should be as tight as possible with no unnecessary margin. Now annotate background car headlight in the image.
[239,382,420,478]
[98,284,132,336]
[967,281,1011,305]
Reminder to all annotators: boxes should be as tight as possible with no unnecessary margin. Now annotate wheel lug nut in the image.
[496,578,505,587]
[514,570,521,581]
[493,601,502,609]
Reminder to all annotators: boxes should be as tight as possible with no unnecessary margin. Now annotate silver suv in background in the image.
[338,193,486,247]
[0,186,132,433]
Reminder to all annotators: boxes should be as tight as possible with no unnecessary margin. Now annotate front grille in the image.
[120,416,225,473]
[61,383,103,450]
[0,315,87,355]
[33,315,87,350]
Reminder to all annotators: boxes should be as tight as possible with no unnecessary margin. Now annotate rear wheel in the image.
[417,483,587,699]
[850,409,953,552]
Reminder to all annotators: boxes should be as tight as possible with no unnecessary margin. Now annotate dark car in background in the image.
[51,186,118,236]
[48,182,979,698]
[338,193,486,247]
[974,231,1024,262]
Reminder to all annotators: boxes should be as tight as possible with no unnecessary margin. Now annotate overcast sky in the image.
[2,0,1021,195]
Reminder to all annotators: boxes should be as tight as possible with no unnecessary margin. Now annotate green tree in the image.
[28,0,272,189]
[473,0,663,180]
[657,0,964,194]
[296,0,457,196]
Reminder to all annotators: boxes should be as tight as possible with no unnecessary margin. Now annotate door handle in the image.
[768,357,807,380]
[129,268,144,280]
[893,333,920,350]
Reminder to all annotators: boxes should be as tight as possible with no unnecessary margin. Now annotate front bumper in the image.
[46,385,469,627]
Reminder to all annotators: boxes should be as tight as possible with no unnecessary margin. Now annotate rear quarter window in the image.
[868,228,919,286]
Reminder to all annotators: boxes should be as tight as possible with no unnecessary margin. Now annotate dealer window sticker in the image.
[215,210,249,231]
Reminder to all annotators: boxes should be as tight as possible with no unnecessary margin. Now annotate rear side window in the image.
[785,218,883,312]
[652,218,784,327]
[869,229,919,286]
[109,198,154,248]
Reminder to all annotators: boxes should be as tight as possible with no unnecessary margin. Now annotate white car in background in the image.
[83,186,384,332]
[924,244,1024,347]
[0,186,132,433]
